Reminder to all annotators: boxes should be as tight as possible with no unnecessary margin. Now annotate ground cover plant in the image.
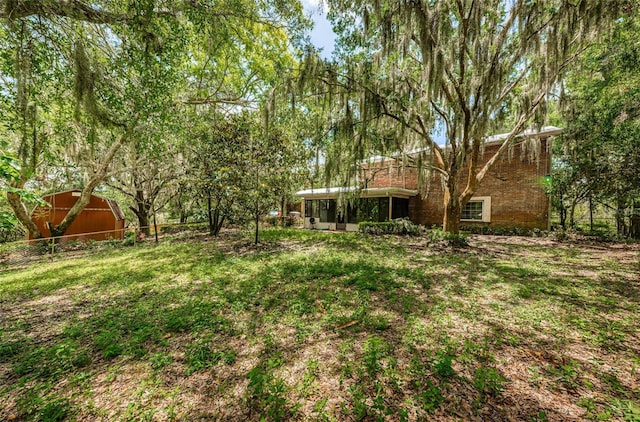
[0,229,639,421]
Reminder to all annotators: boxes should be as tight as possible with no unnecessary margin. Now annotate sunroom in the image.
[295,187,418,231]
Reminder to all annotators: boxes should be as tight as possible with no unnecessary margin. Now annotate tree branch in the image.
[2,0,127,23]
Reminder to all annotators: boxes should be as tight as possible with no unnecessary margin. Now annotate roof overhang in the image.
[295,186,418,199]
[484,125,563,145]
[357,126,563,165]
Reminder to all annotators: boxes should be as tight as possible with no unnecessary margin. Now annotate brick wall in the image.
[362,161,418,190]
[363,139,552,230]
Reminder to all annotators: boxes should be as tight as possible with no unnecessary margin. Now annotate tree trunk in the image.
[131,189,151,236]
[213,212,225,236]
[442,186,462,234]
[589,195,594,233]
[558,194,567,230]
[178,191,187,224]
[254,206,259,245]
[615,197,627,236]
[47,130,127,238]
[207,189,214,235]
[568,197,578,230]
[254,164,259,244]
[136,209,150,236]
[630,201,640,239]
[6,189,42,239]
[49,179,101,239]
[255,198,260,245]
[212,208,219,236]
[153,209,158,243]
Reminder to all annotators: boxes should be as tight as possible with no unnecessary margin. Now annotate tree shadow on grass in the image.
[2,233,639,420]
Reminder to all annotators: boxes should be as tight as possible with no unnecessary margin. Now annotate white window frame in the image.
[461,196,491,223]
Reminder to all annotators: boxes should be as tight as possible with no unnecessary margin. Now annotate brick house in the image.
[296,126,561,231]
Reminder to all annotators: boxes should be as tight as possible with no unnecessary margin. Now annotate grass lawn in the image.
[1,229,639,421]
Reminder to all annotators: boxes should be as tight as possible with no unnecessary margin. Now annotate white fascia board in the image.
[367,126,563,161]
[295,187,418,199]
[484,126,563,144]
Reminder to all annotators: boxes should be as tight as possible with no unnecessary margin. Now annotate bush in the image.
[426,228,469,247]
[122,230,136,246]
[358,218,423,236]
[459,224,552,237]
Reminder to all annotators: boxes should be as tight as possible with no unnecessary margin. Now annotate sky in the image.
[301,0,336,58]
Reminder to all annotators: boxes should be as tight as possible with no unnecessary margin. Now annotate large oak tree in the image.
[0,0,307,239]
[313,0,629,233]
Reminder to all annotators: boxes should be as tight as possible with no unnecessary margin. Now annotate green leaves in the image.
[1,0,307,238]
[557,13,640,234]
[0,152,20,183]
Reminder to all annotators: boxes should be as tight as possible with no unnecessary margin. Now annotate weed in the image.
[528,365,542,386]
[415,380,444,413]
[366,314,391,331]
[473,366,506,397]
[185,339,236,375]
[427,228,469,246]
[532,410,549,421]
[300,359,319,394]
[150,352,173,370]
[433,352,456,379]
[609,399,640,421]
[547,359,581,390]
[94,330,124,359]
[38,397,72,422]
[247,364,292,420]
[578,397,598,419]
[312,397,331,421]
[363,335,389,378]
[601,370,627,397]
[0,337,29,361]
[13,341,90,379]
[62,323,84,340]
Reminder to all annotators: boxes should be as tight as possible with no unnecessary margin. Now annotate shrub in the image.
[122,230,136,246]
[460,224,538,236]
[358,218,422,236]
[427,229,469,247]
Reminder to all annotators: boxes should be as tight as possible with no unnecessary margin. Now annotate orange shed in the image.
[29,190,125,242]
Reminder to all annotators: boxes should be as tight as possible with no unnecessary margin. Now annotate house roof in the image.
[484,125,563,144]
[358,126,563,164]
[295,186,418,199]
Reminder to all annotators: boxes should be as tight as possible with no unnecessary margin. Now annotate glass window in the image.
[343,197,400,223]
[462,201,484,221]
[327,199,336,222]
[318,200,327,222]
[318,199,336,222]
[357,198,376,222]
[305,200,313,217]
[378,197,389,222]
[392,198,409,219]
[347,203,358,224]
